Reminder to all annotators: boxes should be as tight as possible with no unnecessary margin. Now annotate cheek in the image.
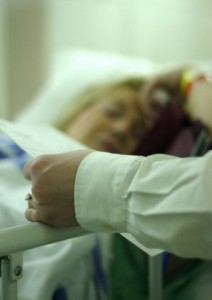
[65,109,102,143]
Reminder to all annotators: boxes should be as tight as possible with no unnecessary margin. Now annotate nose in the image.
[111,120,132,142]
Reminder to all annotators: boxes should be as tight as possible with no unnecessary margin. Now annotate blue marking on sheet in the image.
[92,238,109,300]
[0,135,31,170]
[52,288,68,300]
[162,251,170,275]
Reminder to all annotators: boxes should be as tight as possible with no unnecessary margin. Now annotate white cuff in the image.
[74,151,139,233]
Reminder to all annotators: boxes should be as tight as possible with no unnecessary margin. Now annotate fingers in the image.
[25,194,40,222]
[25,208,40,223]
[25,199,50,225]
[23,155,49,180]
[23,159,33,180]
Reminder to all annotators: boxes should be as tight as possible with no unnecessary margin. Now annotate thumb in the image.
[25,208,40,223]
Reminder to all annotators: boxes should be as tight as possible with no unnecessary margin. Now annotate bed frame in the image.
[0,226,163,300]
[0,224,89,300]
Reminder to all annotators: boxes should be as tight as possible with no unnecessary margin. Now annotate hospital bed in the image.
[1,48,212,300]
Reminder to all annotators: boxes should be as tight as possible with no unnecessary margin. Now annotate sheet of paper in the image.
[0,118,163,256]
[0,118,86,158]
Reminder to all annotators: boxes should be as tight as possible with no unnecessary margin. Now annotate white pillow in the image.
[16,48,160,125]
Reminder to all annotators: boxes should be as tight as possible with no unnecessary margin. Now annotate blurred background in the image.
[1,0,212,119]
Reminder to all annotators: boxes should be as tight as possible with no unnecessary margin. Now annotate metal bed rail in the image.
[0,223,90,300]
[0,223,162,300]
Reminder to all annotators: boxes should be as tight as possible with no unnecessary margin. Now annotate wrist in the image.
[180,69,212,98]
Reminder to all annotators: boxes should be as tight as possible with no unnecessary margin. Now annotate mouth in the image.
[97,138,119,153]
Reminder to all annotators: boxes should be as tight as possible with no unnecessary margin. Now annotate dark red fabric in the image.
[136,97,205,158]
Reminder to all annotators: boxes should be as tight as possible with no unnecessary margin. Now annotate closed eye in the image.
[100,101,125,118]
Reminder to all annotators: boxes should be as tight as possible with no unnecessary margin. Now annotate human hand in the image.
[186,79,212,136]
[141,68,185,124]
[24,150,92,227]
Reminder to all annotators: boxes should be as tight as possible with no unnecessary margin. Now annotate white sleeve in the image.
[74,151,212,258]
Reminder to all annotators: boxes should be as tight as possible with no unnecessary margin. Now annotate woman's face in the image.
[65,87,146,154]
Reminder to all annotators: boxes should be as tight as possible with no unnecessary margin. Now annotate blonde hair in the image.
[56,77,146,131]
